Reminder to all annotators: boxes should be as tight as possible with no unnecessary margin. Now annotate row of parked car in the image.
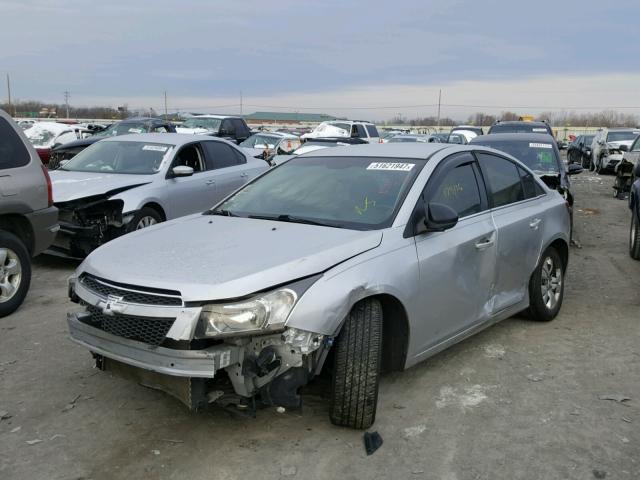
[3,108,638,430]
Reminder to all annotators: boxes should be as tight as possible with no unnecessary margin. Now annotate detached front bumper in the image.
[68,311,239,377]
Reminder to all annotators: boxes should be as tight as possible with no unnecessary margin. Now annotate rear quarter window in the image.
[365,125,379,138]
[0,118,31,169]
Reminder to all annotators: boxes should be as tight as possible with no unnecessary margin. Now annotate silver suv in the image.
[0,109,58,316]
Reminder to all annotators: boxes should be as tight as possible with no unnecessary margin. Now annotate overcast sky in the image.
[2,0,639,120]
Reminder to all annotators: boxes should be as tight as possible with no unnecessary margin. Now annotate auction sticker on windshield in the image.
[367,162,415,171]
[532,128,548,132]
[142,145,169,152]
[530,143,553,149]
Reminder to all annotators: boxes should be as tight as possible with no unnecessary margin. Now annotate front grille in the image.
[80,274,182,307]
[83,305,175,346]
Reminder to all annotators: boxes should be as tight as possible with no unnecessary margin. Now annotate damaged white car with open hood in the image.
[67,143,571,429]
[49,133,267,257]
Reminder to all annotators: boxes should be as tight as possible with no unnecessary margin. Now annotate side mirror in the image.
[567,163,583,175]
[424,202,458,232]
[619,144,629,152]
[634,162,640,178]
[172,165,194,177]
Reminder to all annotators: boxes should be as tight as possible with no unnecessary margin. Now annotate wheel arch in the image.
[141,202,166,221]
[0,214,35,255]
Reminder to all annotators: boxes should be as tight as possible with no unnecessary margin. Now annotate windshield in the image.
[240,134,282,149]
[475,139,559,174]
[388,136,429,143]
[213,156,424,229]
[94,121,151,137]
[606,131,640,143]
[60,141,172,174]
[490,124,550,134]
[27,129,59,147]
[180,118,222,131]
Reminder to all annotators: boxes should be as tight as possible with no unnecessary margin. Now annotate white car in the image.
[301,121,380,143]
[25,122,91,163]
[591,128,640,173]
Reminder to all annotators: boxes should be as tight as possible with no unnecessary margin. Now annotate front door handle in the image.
[240,172,248,178]
[205,179,216,185]
[475,238,495,250]
[529,218,542,229]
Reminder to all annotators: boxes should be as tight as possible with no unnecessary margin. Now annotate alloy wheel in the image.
[0,248,22,303]
[540,256,562,310]
[136,216,158,230]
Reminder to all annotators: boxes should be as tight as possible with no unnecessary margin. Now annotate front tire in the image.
[126,207,163,233]
[630,211,640,260]
[0,231,31,318]
[527,247,564,322]
[330,298,383,429]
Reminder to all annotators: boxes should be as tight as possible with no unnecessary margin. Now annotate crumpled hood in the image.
[175,127,211,135]
[79,214,383,301]
[50,170,152,203]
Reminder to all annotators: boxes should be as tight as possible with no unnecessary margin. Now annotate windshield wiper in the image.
[247,214,343,228]
[206,209,237,217]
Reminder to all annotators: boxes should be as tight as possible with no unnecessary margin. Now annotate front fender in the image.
[286,231,419,337]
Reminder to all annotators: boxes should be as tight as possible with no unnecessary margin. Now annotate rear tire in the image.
[630,211,640,260]
[527,247,564,322]
[0,231,31,318]
[330,298,383,429]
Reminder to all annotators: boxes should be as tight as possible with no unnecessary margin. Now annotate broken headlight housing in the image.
[200,289,297,338]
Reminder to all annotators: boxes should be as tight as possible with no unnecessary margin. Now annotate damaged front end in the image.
[49,196,127,258]
[67,274,329,413]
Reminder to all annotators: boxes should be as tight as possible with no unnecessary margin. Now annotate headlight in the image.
[200,289,297,337]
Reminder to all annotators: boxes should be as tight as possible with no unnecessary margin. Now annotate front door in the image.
[413,152,497,354]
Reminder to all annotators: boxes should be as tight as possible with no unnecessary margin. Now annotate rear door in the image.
[476,152,546,313]
[413,152,497,353]
[201,141,257,199]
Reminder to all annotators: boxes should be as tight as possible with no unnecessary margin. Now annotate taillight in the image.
[40,164,53,207]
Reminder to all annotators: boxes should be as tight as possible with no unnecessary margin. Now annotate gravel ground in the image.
[0,169,639,480]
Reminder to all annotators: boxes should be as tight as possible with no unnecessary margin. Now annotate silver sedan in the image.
[67,143,570,428]
[49,133,268,257]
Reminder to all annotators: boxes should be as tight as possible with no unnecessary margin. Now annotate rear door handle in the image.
[475,238,495,250]
[529,218,542,229]
[205,179,216,185]
[240,172,248,178]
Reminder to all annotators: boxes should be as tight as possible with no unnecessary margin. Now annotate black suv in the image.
[48,117,176,169]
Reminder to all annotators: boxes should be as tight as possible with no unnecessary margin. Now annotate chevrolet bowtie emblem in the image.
[101,294,124,316]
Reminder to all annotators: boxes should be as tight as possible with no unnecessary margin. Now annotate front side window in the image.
[0,118,30,169]
[429,162,482,218]
[477,153,525,208]
[213,156,424,229]
[60,141,171,174]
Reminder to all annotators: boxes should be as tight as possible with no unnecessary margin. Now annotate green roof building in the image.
[244,111,338,124]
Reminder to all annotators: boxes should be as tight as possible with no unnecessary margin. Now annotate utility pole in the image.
[436,89,442,129]
[63,90,70,118]
[164,91,168,120]
[6,74,13,117]
[240,90,243,115]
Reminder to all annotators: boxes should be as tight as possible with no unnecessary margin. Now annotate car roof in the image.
[300,142,457,159]
[100,133,232,147]
[254,131,298,138]
[470,133,556,143]
[492,120,549,127]
[185,114,238,119]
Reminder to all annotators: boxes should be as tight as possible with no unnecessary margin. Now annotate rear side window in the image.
[202,141,244,169]
[365,125,379,138]
[231,119,249,137]
[519,166,539,199]
[477,153,525,208]
[0,118,31,169]
[353,125,368,138]
[429,163,482,218]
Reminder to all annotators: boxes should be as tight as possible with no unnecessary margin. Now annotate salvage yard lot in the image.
[1,170,639,480]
